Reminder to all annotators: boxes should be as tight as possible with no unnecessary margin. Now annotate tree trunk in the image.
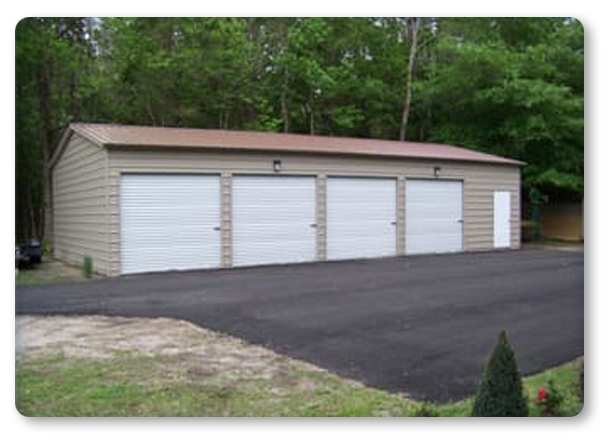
[276,20,291,133]
[281,72,290,133]
[399,17,421,141]
[37,63,55,242]
[145,94,157,126]
[40,140,52,242]
[420,96,433,141]
[27,185,38,240]
[218,109,230,129]
[308,92,315,135]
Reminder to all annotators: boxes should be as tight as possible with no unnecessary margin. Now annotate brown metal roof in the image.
[69,123,523,166]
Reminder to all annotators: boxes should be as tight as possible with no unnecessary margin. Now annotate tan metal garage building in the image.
[50,123,522,276]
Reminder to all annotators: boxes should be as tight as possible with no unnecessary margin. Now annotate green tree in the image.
[101,18,257,129]
[472,330,528,417]
[415,18,583,199]
[15,18,98,242]
[15,18,584,243]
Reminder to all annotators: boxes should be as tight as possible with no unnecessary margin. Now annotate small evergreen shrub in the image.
[42,238,53,256]
[83,255,93,278]
[471,330,528,417]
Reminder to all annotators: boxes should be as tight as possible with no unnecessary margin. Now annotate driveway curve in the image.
[16,249,584,402]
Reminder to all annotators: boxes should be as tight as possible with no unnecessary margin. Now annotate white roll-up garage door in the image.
[405,179,463,255]
[120,174,221,274]
[327,177,397,260]
[232,175,316,267]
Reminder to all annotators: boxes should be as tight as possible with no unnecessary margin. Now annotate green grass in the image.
[523,361,584,417]
[541,238,583,247]
[15,259,94,286]
[524,238,584,248]
[15,271,82,286]
[15,353,584,417]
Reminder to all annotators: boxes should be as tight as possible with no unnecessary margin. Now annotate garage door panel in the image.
[121,243,216,257]
[122,226,216,247]
[232,239,315,260]
[330,220,394,232]
[407,220,461,235]
[406,180,463,255]
[329,208,391,220]
[327,177,397,260]
[233,176,316,267]
[406,235,462,254]
[329,235,394,249]
[121,210,219,223]
[234,209,312,222]
[234,231,315,243]
[120,174,221,274]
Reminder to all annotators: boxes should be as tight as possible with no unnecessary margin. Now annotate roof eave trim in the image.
[48,127,74,170]
[103,142,523,166]
[49,125,108,170]
[69,124,107,148]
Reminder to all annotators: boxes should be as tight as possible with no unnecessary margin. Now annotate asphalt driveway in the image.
[16,249,584,402]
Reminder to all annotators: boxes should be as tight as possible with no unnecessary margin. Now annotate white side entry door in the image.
[493,191,511,248]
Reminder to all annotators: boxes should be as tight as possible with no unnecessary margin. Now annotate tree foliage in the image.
[15,17,584,242]
[472,330,529,417]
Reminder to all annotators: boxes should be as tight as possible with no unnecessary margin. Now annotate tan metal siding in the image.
[220,172,232,268]
[107,148,520,276]
[396,177,406,255]
[53,133,110,275]
[108,171,121,275]
[316,174,327,261]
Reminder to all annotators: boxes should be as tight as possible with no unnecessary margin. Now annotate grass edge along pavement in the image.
[16,349,583,417]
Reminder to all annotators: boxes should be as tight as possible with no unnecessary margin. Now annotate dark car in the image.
[16,239,42,269]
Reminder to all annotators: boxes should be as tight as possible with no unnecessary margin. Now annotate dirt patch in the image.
[16,315,328,389]
[41,260,85,277]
